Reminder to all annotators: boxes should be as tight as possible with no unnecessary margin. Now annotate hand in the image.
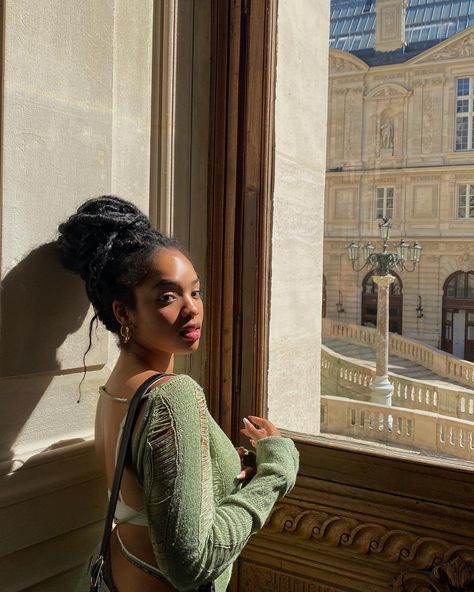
[240,415,281,449]
[235,446,256,482]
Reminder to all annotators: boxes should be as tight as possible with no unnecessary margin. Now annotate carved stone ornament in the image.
[329,49,368,75]
[430,32,474,61]
[266,503,473,570]
[365,83,412,100]
[457,251,474,272]
[413,31,474,65]
[394,550,474,591]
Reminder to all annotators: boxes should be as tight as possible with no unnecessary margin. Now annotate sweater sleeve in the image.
[133,375,299,591]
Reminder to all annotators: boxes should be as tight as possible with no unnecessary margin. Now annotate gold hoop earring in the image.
[120,325,130,344]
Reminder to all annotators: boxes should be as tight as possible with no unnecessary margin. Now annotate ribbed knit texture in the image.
[131,374,300,592]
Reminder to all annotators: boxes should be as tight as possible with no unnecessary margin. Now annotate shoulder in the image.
[147,373,203,399]
[145,374,207,417]
[132,375,207,462]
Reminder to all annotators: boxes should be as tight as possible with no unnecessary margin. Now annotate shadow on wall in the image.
[0,242,90,470]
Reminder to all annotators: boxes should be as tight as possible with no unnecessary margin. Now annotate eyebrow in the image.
[153,277,200,289]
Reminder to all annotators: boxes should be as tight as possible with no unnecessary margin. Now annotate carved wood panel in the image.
[394,550,474,591]
[239,561,343,592]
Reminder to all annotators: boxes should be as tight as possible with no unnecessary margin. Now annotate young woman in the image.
[57,196,299,592]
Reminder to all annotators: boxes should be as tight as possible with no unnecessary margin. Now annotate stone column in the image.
[371,275,394,406]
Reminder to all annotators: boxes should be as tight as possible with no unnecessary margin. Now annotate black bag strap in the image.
[98,372,166,560]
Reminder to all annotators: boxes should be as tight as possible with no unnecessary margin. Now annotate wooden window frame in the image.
[206,0,276,442]
[206,0,474,482]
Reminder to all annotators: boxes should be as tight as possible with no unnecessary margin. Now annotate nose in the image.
[181,294,199,318]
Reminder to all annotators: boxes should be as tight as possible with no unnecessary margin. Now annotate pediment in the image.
[365,83,411,100]
[408,26,474,65]
[329,49,369,74]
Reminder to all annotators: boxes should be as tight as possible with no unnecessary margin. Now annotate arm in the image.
[133,375,299,591]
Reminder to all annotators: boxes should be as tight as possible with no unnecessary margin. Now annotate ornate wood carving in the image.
[267,503,474,569]
[394,550,474,591]
[240,561,343,592]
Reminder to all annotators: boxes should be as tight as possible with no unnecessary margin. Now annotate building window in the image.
[455,77,474,151]
[376,187,394,219]
[457,184,474,219]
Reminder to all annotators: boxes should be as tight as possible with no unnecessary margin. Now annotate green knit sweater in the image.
[131,374,299,592]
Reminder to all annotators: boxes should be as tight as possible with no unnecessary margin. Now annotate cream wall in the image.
[324,27,474,349]
[268,0,329,435]
[0,1,154,589]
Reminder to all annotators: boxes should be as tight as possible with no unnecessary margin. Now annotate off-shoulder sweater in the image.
[129,374,299,592]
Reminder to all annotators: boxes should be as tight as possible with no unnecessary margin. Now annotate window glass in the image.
[456,117,468,150]
[446,278,456,298]
[468,274,474,298]
[376,187,394,219]
[457,77,470,96]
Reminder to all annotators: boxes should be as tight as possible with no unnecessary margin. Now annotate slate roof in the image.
[330,0,474,65]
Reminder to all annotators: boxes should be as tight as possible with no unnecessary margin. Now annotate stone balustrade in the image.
[322,318,474,390]
[321,345,474,421]
[320,395,474,462]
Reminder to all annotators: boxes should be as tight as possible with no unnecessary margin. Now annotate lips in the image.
[180,325,201,341]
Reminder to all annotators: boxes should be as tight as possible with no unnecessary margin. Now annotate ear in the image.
[112,300,134,327]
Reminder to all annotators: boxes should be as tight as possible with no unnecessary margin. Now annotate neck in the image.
[122,341,174,374]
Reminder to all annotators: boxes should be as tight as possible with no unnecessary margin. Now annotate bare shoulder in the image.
[105,370,176,400]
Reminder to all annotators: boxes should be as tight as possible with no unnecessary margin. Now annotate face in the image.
[117,249,204,356]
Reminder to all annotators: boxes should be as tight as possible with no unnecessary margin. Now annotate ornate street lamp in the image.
[346,219,422,406]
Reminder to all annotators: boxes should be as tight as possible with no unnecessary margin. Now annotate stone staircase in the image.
[323,338,474,392]
[320,319,474,462]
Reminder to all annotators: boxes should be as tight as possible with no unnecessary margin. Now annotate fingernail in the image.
[243,418,251,425]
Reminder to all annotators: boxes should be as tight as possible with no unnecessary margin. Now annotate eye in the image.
[192,289,202,299]
[158,293,176,303]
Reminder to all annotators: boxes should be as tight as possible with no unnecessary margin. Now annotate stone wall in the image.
[0,2,154,589]
[267,0,329,435]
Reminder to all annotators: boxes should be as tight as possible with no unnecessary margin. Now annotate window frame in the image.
[457,183,474,219]
[454,76,474,151]
[376,186,394,219]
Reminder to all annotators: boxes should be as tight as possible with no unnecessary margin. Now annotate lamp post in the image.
[346,219,422,406]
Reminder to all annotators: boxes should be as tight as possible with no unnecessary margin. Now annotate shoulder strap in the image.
[98,372,166,560]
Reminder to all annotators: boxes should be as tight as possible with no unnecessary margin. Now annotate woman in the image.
[57,196,299,592]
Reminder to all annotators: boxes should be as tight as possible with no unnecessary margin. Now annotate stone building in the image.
[324,0,474,361]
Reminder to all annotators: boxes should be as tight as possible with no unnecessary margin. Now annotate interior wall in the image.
[0,1,154,589]
[267,0,330,434]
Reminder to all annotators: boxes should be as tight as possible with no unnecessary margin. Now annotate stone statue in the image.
[380,118,394,150]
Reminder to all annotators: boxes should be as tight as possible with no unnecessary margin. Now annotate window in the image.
[457,184,474,218]
[455,77,474,150]
[376,187,394,219]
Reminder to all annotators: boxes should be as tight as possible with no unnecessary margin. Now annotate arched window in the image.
[442,271,474,361]
[361,270,403,334]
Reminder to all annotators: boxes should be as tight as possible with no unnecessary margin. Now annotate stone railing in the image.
[321,345,474,421]
[322,318,474,390]
[320,395,474,462]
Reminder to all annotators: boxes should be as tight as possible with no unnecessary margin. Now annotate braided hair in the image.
[57,196,183,336]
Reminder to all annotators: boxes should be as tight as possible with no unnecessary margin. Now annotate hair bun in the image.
[56,195,151,280]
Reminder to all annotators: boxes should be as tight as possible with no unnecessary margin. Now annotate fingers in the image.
[236,466,256,482]
[247,415,270,428]
[236,446,246,459]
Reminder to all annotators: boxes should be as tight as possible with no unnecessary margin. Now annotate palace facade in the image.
[324,0,474,361]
